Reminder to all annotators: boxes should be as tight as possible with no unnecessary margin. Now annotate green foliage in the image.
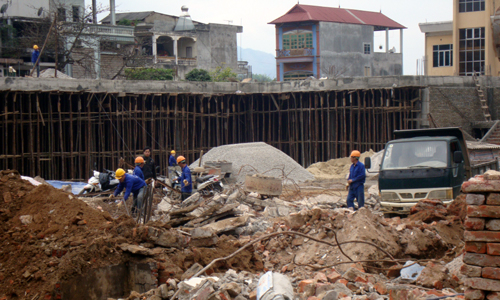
[125,68,175,81]
[210,66,237,82]
[117,19,139,26]
[185,68,212,82]
[252,74,275,82]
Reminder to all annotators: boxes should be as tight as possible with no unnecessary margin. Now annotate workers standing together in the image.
[347,150,366,210]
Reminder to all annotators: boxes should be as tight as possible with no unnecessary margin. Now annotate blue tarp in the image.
[46,180,87,195]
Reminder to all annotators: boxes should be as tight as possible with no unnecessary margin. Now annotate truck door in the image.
[450,140,465,197]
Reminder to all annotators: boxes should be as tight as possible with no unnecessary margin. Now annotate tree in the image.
[210,66,237,82]
[124,68,175,80]
[185,68,211,82]
[252,74,274,82]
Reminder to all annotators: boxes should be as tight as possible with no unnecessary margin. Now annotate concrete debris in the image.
[0,168,470,299]
[190,142,315,183]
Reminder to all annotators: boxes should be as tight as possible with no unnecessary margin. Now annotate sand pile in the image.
[307,150,375,180]
[191,142,314,183]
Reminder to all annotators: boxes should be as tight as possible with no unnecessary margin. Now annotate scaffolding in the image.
[0,87,421,180]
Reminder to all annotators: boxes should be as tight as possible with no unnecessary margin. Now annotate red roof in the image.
[269,4,406,29]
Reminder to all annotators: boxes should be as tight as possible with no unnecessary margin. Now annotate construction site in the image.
[1,73,500,300]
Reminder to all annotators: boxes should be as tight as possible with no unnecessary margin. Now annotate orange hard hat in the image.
[350,150,361,158]
[135,156,145,164]
[176,156,186,164]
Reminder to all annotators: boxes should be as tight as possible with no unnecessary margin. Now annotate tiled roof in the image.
[269,4,405,29]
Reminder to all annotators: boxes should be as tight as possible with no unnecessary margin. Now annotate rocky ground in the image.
[0,169,468,300]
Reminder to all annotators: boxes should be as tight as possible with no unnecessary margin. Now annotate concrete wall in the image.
[319,22,402,77]
[1,0,49,18]
[4,75,498,94]
[197,24,239,72]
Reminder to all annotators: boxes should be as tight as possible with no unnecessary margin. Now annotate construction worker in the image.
[142,146,157,181]
[169,150,177,166]
[134,156,145,180]
[111,168,147,217]
[31,45,40,77]
[346,150,366,210]
[176,156,192,201]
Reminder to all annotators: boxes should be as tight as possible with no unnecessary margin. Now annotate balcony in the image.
[276,48,314,58]
[157,56,197,66]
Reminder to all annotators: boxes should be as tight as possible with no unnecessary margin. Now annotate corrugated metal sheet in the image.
[269,4,406,29]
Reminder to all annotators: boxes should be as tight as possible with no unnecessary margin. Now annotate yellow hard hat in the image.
[135,156,145,164]
[171,150,176,154]
[115,168,126,179]
[350,150,361,158]
[33,45,39,50]
[176,156,186,164]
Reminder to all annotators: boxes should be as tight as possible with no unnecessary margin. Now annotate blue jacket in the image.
[133,166,144,180]
[31,50,40,64]
[169,155,177,166]
[348,161,366,190]
[179,165,192,193]
[114,174,147,200]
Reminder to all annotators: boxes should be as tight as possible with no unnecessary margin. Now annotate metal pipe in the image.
[110,0,116,26]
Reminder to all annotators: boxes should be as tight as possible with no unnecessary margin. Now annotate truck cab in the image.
[369,128,469,214]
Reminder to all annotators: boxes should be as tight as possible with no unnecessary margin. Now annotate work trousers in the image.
[132,186,146,213]
[181,192,192,201]
[347,185,365,210]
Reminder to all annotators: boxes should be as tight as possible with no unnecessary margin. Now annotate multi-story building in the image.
[101,8,244,79]
[0,0,135,79]
[269,4,405,81]
[419,0,500,76]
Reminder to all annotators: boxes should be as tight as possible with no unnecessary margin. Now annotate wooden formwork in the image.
[0,87,421,180]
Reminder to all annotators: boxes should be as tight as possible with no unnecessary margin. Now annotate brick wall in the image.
[100,54,126,80]
[428,87,486,134]
[461,174,500,300]
[71,50,126,80]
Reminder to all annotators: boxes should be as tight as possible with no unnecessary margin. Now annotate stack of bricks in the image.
[461,174,500,300]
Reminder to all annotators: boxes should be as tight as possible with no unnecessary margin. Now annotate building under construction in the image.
[0,76,497,180]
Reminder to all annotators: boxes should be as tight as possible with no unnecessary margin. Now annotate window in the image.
[284,71,314,81]
[72,6,80,22]
[459,0,485,12]
[57,8,66,22]
[282,30,313,50]
[459,27,485,76]
[432,44,453,67]
[364,43,371,54]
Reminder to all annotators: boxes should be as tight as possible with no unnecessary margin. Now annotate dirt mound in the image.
[307,150,375,179]
[0,170,262,299]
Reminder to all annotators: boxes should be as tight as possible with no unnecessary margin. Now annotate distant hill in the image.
[238,47,276,79]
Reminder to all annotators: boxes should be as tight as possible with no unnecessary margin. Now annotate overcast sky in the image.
[95,0,453,75]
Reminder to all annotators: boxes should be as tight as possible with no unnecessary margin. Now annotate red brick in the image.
[468,206,500,218]
[307,297,320,300]
[326,271,341,283]
[465,218,486,231]
[461,264,482,277]
[487,292,500,300]
[337,279,348,286]
[375,282,388,295]
[466,242,488,254]
[314,272,328,283]
[465,231,500,243]
[483,267,500,280]
[467,194,486,205]
[487,220,500,231]
[465,288,485,300]
[489,244,500,256]
[249,290,257,300]
[465,277,500,291]
[298,279,315,293]
[463,180,500,193]
[488,193,500,206]
[464,253,500,267]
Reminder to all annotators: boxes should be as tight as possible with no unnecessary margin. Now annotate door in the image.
[186,47,192,58]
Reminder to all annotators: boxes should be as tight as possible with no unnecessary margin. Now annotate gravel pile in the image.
[190,142,314,183]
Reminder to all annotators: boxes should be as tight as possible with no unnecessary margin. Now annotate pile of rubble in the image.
[0,168,469,300]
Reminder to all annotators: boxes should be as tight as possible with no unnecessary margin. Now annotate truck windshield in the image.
[381,140,448,170]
